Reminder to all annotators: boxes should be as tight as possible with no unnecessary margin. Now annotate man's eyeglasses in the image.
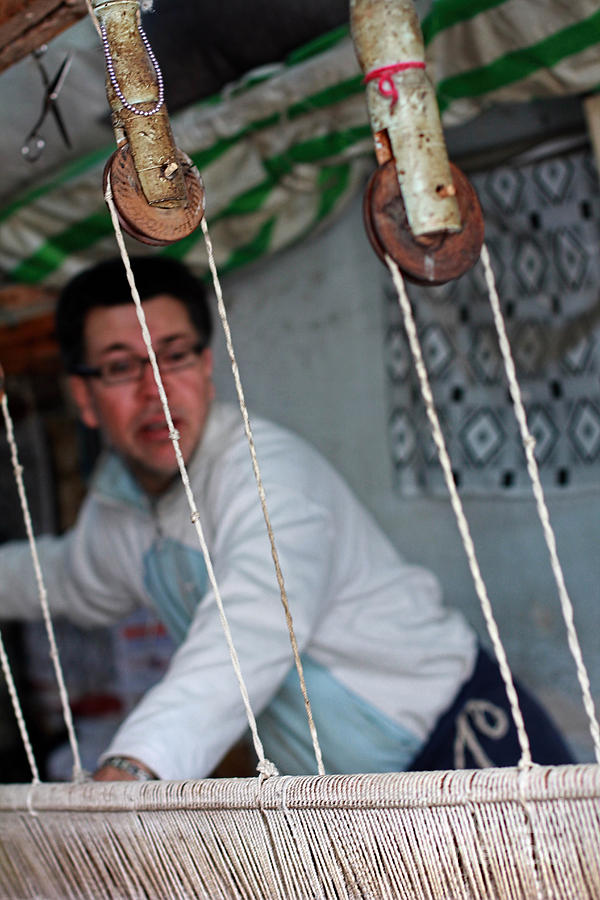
[72,340,207,386]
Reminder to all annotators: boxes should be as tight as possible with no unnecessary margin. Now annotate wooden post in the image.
[350,0,461,237]
[93,0,187,209]
[0,0,87,74]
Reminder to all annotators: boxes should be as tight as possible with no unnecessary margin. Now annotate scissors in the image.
[21,46,73,163]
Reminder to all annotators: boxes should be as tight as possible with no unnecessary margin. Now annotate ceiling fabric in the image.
[426,0,600,125]
[0,30,372,294]
[0,1,599,295]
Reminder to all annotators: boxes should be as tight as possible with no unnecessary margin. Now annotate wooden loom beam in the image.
[0,0,87,74]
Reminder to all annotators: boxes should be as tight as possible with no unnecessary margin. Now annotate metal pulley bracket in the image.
[93,0,205,245]
[103,144,205,246]
[363,158,484,285]
[351,0,484,284]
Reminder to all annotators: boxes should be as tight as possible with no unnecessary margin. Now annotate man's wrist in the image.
[100,755,156,781]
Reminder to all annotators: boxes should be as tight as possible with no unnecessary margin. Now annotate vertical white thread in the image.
[201,216,326,777]
[385,255,533,769]
[386,254,548,898]
[481,244,600,764]
[0,623,40,783]
[1,394,83,782]
[105,178,278,779]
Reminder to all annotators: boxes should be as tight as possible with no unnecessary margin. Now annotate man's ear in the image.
[68,376,100,429]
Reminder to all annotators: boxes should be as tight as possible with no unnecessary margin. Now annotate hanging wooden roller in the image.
[93,0,204,245]
[364,153,484,285]
[351,0,484,284]
[102,145,205,247]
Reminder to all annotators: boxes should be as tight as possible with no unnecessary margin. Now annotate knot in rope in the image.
[364,62,425,114]
[517,756,536,773]
[26,786,40,817]
[169,428,180,442]
[190,511,201,524]
[256,758,279,781]
[454,699,509,769]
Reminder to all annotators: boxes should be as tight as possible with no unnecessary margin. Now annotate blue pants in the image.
[409,647,574,771]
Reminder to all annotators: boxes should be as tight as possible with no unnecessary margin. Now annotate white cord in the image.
[1,395,83,782]
[480,243,600,764]
[385,254,533,769]
[105,175,279,779]
[0,623,40,784]
[201,216,326,777]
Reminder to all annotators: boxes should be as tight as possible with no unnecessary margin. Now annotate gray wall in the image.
[211,183,600,763]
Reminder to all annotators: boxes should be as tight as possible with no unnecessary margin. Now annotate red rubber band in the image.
[364,62,426,113]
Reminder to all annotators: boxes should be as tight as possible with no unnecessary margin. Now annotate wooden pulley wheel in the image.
[103,145,205,246]
[363,161,484,285]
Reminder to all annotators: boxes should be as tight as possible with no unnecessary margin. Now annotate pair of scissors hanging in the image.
[21,45,73,163]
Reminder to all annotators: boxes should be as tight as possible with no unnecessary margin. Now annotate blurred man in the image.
[0,256,572,781]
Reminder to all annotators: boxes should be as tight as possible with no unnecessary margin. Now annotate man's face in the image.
[70,294,214,495]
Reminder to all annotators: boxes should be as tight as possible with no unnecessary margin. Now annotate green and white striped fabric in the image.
[0,34,372,294]
[0,0,598,292]
[425,0,600,124]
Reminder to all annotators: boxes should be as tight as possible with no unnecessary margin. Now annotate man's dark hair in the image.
[55,256,213,370]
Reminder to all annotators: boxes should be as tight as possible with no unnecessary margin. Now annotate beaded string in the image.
[100,22,164,118]
[364,62,426,113]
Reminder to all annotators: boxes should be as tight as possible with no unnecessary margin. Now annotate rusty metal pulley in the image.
[93,0,205,245]
[363,157,484,285]
[350,0,484,285]
[103,144,205,246]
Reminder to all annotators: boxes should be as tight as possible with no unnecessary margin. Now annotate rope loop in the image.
[257,758,279,782]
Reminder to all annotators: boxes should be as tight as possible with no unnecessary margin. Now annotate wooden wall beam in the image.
[0,284,59,375]
[0,0,87,74]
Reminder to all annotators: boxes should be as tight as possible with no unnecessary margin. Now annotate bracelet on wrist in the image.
[102,755,155,781]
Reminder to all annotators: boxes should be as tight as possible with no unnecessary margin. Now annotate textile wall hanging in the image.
[386,147,600,495]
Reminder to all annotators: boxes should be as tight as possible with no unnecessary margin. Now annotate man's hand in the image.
[93,755,156,781]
